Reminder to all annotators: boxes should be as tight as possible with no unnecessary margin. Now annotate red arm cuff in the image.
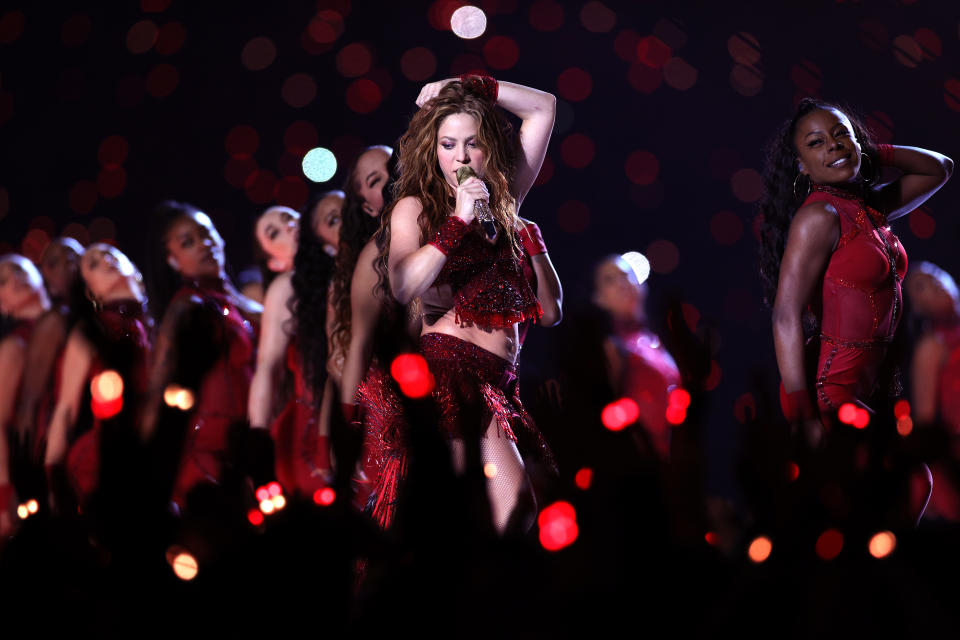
[780,385,817,422]
[876,144,895,166]
[429,217,470,256]
[460,71,498,103]
[518,222,548,257]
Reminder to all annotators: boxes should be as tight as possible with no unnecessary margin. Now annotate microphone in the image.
[456,166,497,240]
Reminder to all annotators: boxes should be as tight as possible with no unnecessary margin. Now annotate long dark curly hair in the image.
[290,216,335,400]
[329,146,395,361]
[758,98,880,307]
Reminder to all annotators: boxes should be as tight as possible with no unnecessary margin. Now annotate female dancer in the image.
[309,190,345,256]
[760,99,951,438]
[249,199,335,496]
[0,255,51,534]
[145,201,261,508]
[385,76,558,532]
[44,244,151,507]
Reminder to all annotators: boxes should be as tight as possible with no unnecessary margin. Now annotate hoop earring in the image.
[793,173,811,201]
[860,152,876,185]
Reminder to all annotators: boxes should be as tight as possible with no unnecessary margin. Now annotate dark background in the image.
[1,0,958,497]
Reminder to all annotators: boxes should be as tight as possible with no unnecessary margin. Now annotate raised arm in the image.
[497,82,556,206]
[44,329,94,466]
[772,203,839,397]
[340,240,386,405]
[248,273,294,430]
[876,145,953,220]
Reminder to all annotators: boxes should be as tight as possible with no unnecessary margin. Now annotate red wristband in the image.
[460,71,498,103]
[876,144,894,166]
[779,384,816,422]
[429,217,470,256]
[518,222,547,257]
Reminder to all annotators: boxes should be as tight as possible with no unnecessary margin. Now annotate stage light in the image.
[483,463,498,478]
[255,487,270,502]
[837,403,858,425]
[16,505,28,519]
[260,498,275,514]
[538,501,578,552]
[163,385,195,411]
[601,398,639,431]
[171,552,199,581]
[390,353,434,398]
[815,529,843,561]
[621,251,650,286]
[314,487,336,506]
[302,147,337,183]
[248,509,264,526]
[574,467,593,490]
[450,6,487,39]
[869,531,896,559]
[748,536,772,563]
[26,499,38,514]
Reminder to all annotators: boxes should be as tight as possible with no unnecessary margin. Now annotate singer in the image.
[383,75,561,532]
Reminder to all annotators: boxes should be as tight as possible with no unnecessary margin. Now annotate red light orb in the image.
[336,42,373,78]
[665,405,686,426]
[787,461,800,482]
[528,0,564,32]
[91,395,123,420]
[668,388,691,411]
[225,125,259,159]
[98,135,129,168]
[574,467,593,490]
[893,399,910,419]
[241,37,276,71]
[126,20,158,54]
[345,78,382,114]
[283,120,318,155]
[244,169,277,204]
[247,509,264,526]
[155,21,186,55]
[705,531,718,546]
[869,531,896,558]
[557,67,593,102]
[483,36,519,70]
[852,408,870,430]
[636,36,671,69]
[401,47,438,81]
[838,403,858,425]
[625,150,659,185]
[390,353,435,398]
[816,528,844,561]
[601,398,640,431]
[267,482,282,497]
[538,500,578,552]
[748,536,772,563]
[282,73,317,108]
[560,133,594,168]
[255,487,270,502]
[314,487,336,506]
[97,167,127,199]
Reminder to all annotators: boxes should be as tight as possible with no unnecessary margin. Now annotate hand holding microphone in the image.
[456,166,497,240]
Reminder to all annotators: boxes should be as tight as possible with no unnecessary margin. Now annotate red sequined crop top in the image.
[433,220,542,330]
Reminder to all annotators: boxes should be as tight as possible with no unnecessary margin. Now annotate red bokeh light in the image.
[146,63,178,98]
[241,37,277,72]
[669,388,691,411]
[365,67,394,101]
[787,461,800,482]
[859,19,889,51]
[704,361,722,391]
[61,14,92,47]
[284,121,319,156]
[314,487,336,506]
[91,395,123,420]
[636,36,671,69]
[556,200,590,234]
[580,1,616,33]
[126,20,158,54]
[225,125,259,158]
[98,135,129,168]
[748,536,772,563]
[483,36,519,70]
[601,398,640,431]
[705,531,718,546]
[0,10,25,45]
[390,353,435,398]
[627,62,662,94]
[852,408,870,430]
[267,482,282,497]
[560,133,594,168]
[97,167,126,199]
[69,180,98,215]
[730,64,764,98]
[815,529,844,561]
[625,150,659,185]
[538,500,578,551]
[557,67,593,102]
[244,169,278,204]
[345,78,382,114]
[791,60,822,94]
[663,57,697,90]
[665,405,686,426]
[247,509,264,526]
[869,531,896,558]
[893,399,911,419]
[574,467,593,490]
[307,10,345,45]
[155,21,186,55]
[837,403,857,424]
[282,73,318,108]
[528,0,564,32]
[140,0,171,12]
[727,32,761,65]
[731,168,763,203]
[614,29,641,62]
[428,0,463,31]
[274,176,308,210]
[892,34,922,68]
[646,239,679,274]
[336,42,373,78]
[255,487,270,502]
[710,211,744,245]
[224,156,258,189]
[401,47,438,81]
[909,208,935,239]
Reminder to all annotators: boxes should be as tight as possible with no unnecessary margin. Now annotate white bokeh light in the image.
[621,251,651,286]
[302,147,337,183]
[450,6,487,40]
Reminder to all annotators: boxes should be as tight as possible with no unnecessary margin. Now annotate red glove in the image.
[518,222,548,257]
[429,217,470,256]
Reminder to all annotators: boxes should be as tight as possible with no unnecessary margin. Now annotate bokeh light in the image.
[710,211,744,245]
[893,399,911,419]
[146,63,179,98]
[126,20,158,54]
[556,200,590,234]
[748,536,772,563]
[557,67,593,102]
[61,223,89,246]
[155,22,186,55]
[171,552,199,581]
[17,505,28,519]
[579,2,616,33]
[728,32,761,65]
[560,133,594,168]
[731,168,763,203]
[538,501,578,551]
[259,498,275,514]
[61,14,92,48]
[401,47,438,81]
[892,34,922,68]
[791,60,822,95]
[896,415,913,436]
[336,42,373,77]
[241,37,276,72]
[224,156,258,189]
[601,398,640,431]
[247,509,264,526]
[225,125,259,158]
[98,135,129,168]
[483,36,519,70]
[282,73,317,108]
[314,487,336,506]
[69,180,98,215]
[450,6,487,39]
[574,467,593,490]
[163,385,195,411]
[302,147,337,183]
[838,403,858,424]
[816,529,844,561]
[97,168,126,200]
[483,463,498,478]
[852,408,870,429]
[614,29,641,62]
[734,392,756,424]
[868,531,896,558]
[730,64,764,97]
[637,36,672,69]
[627,62,662,94]
[944,78,960,112]
[625,150,659,185]
[428,1,461,31]
[345,78,382,113]
[390,353,435,398]
[244,169,277,204]
[305,11,345,51]
[663,57,697,90]
[646,239,679,274]
[26,499,38,514]
[529,0,564,32]
[787,461,800,482]
[859,19,889,51]
[654,17,688,50]
[91,370,123,404]
[621,251,650,286]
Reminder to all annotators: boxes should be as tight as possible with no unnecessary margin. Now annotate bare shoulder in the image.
[264,271,293,309]
[788,201,840,248]
[391,196,423,225]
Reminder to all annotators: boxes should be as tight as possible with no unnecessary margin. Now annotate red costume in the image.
[65,300,151,504]
[269,341,331,496]
[171,280,255,506]
[805,185,907,417]
[356,361,406,523]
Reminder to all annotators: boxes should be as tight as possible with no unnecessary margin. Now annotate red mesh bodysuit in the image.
[66,300,151,503]
[269,341,331,497]
[807,185,907,415]
[171,281,255,506]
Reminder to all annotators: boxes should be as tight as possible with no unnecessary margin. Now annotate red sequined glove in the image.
[429,216,470,256]
[518,222,547,257]
[460,71,498,103]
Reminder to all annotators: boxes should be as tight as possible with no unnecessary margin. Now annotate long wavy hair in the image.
[329,146,394,360]
[378,81,522,270]
[290,216,335,400]
[758,98,880,307]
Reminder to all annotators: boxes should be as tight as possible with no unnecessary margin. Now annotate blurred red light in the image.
[560,133,595,169]
[668,388,691,410]
[705,531,718,546]
[314,487,336,506]
[625,150,660,185]
[91,395,123,420]
[390,353,434,398]
[247,509,264,526]
[748,536,772,563]
[602,398,640,431]
[665,405,686,426]
[267,482,282,497]
[538,500,578,551]
[574,467,593,490]
[815,528,844,561]
[636,36,671,69]
[837,403,858,425]
[852,408,870,430]
[557,67,593,102]
[893,399,910,419]
[787,461,800,482]
[255,487,270,502]
[483,36,519,70]
[345,78,382,114]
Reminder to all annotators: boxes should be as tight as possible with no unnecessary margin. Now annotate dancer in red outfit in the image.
[385,76,560,532]
[0,255,50,535]
[760,99,952,441]
[145,202,262,509]
[249,198,336,496]
[44,244,151,507]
